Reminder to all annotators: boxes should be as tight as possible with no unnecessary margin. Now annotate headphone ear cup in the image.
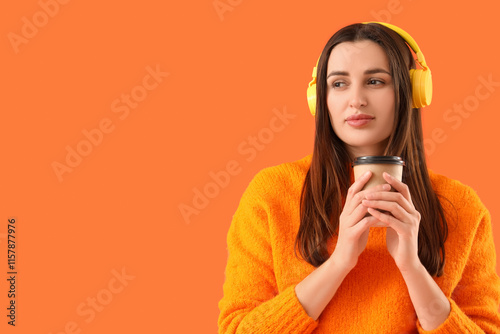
[410,68,433,108]
[307,82,317,116]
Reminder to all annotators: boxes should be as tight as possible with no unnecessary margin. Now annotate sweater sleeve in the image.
[218,171,319,334]
[417,207,500,333]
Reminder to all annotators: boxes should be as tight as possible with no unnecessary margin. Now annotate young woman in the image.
[218,22,500,333]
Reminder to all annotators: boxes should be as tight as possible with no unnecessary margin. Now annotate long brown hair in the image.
[294,23,449,277]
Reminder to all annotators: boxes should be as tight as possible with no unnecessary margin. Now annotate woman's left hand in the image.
[361,172,422,273]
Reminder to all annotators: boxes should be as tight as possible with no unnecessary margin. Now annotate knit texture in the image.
[218,154,500,333]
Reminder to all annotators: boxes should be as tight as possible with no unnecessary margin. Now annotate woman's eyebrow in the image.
[364,68,390,75]
[327,71,348,79]
[327,68,390,79]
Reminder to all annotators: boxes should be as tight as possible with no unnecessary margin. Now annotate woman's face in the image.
[326,39,395,158]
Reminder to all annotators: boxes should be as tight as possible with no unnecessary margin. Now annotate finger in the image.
[362,199,410,222]
[346,171,372,202]
[344,182,391,216]
[358,183,392,198]
[367,208,405,234]
[350,215,381,237]
[371,220,387,227]
[344,202,370,228]
[343,171,372,214]
[363,191,414,213]
[383,172,412,204]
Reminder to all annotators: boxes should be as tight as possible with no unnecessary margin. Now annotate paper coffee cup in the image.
[352,156,405,221]
[352,156,405,190]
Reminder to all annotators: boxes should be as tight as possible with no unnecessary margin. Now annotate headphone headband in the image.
[363,21,429,70]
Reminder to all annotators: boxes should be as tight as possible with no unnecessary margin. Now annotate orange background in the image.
[1,0,499,333]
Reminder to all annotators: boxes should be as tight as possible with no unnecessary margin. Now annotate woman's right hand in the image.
[330,170,391,272]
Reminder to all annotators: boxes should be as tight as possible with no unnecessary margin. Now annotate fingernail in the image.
[382,184,391,190]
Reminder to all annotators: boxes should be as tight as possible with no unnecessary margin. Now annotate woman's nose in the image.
[349,85,367,109]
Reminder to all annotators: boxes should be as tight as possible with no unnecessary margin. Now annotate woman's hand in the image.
[361,172,422,273]
[331,171,392,272]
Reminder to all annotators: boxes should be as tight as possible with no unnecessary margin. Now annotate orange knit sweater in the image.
[218,154,500,333]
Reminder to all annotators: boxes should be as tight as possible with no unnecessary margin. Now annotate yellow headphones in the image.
[307,21,432,116]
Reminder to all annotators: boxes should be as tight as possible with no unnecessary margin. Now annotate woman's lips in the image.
[346,116,374,127]
[347,119,373,127]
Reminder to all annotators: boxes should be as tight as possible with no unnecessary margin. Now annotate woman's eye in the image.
[333,81,346,88]
[368,79,384,85]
